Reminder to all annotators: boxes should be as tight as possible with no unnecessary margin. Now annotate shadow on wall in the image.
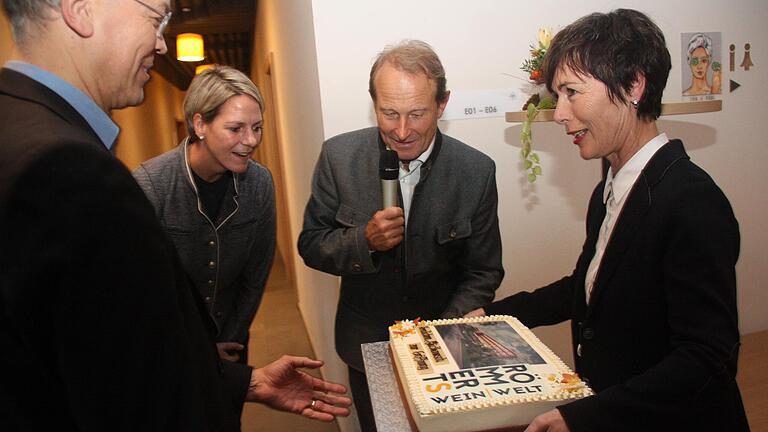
[503,122,600,218]
[657,119,718,151]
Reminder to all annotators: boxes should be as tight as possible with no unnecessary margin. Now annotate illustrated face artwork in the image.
[689,47,710,79]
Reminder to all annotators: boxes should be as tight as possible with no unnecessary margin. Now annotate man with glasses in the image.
[134,0,173,38]
[0,1,350,431]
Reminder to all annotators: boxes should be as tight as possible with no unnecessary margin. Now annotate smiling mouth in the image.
[233,151,251,158]
[568,129,588,144]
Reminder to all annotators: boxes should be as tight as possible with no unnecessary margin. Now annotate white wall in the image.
[268,1,768,431]
[252,1,359,431]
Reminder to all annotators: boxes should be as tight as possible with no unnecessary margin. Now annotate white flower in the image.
[538,28,553,48]
[400,320,415,331]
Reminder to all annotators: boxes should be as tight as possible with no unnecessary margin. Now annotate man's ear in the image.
[436,90,451,118]
[60,0,94,38]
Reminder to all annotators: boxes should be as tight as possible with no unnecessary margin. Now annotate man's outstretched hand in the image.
[246,355,352,422]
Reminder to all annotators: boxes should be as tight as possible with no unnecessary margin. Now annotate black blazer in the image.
[486,140,749,431]
[0,68,250,431]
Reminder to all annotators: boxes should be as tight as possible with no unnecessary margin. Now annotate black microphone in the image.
[379,149,399,208]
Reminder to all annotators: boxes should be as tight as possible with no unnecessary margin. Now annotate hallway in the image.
[241,259,340,432]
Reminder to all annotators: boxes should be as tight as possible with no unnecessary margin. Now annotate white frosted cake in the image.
[388,315,592,432]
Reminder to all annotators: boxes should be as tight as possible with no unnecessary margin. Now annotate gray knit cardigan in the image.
[133,139,276,344]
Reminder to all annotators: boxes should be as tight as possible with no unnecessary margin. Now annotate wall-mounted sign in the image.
[681,32,722,101]
[442,89,520,121]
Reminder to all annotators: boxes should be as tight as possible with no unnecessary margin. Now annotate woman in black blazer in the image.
[468,9,748,432]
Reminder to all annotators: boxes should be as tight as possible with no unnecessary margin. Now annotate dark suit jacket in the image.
[298,127,504,371]
[0,68,250,431]
[486,140,748,431]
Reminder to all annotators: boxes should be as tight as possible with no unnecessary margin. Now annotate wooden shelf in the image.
[505,100,722,123]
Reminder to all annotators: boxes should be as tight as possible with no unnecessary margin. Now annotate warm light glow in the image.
[195,64,215,75]
[176,33,205,62]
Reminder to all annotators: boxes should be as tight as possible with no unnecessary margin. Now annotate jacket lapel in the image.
[0,68,103,147]
[585,140,689,310]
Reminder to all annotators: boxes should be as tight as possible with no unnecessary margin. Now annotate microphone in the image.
[379,149,399,208]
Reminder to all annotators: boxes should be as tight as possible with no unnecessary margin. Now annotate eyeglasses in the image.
[132,0,172,38]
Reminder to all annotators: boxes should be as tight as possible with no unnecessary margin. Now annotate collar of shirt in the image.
[398,134,435,178]
[5,60,120,150]
[603,132,669,205]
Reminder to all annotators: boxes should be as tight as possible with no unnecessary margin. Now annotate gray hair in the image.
[2,0,61,42]
[686,33,713,60]
[368,39,448,103]
[183,65,264,143]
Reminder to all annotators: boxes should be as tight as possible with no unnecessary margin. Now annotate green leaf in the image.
[524,160,533,169]
[539,97,557,109]
[527,173,537,183]
[533,166,542,175]
[530,153,540,163]
[522,147,530,158]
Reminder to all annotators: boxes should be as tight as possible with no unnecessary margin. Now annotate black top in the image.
[192,169,232,221]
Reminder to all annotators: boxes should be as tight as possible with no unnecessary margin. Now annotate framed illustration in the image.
[681,32,722,100]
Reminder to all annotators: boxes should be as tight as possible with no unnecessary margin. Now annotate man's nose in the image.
[395,118,409,139]
[156,35,168,55]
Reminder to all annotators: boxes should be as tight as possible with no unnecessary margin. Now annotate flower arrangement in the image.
[520,28,556,183]
[521,28,552,83]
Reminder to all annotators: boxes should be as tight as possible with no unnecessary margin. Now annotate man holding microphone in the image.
[299,39,504,431]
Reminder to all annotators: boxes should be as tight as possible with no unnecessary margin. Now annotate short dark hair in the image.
[541,9,671,121]
[368,40,448,104]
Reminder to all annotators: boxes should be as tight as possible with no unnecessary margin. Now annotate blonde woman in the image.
[134,66,275,365]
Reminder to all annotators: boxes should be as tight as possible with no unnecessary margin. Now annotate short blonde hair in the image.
[183,66,264,142]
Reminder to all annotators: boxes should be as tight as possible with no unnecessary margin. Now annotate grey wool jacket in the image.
[298,127,504,371]
[133,139,276,344]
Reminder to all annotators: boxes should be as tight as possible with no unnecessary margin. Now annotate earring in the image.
[631,100,639,109]
[198,135,205,140]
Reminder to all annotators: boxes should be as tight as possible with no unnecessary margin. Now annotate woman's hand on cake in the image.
[246,355,352,421]
[525,408,571,432]
[464,308,486,318]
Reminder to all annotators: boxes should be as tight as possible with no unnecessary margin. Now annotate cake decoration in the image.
[391,317,421,337]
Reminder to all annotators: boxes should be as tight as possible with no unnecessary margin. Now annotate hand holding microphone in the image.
[365,149,404,251]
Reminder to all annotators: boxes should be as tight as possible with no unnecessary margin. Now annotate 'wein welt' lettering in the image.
[430,391,488,404]
[491,385,543,396]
